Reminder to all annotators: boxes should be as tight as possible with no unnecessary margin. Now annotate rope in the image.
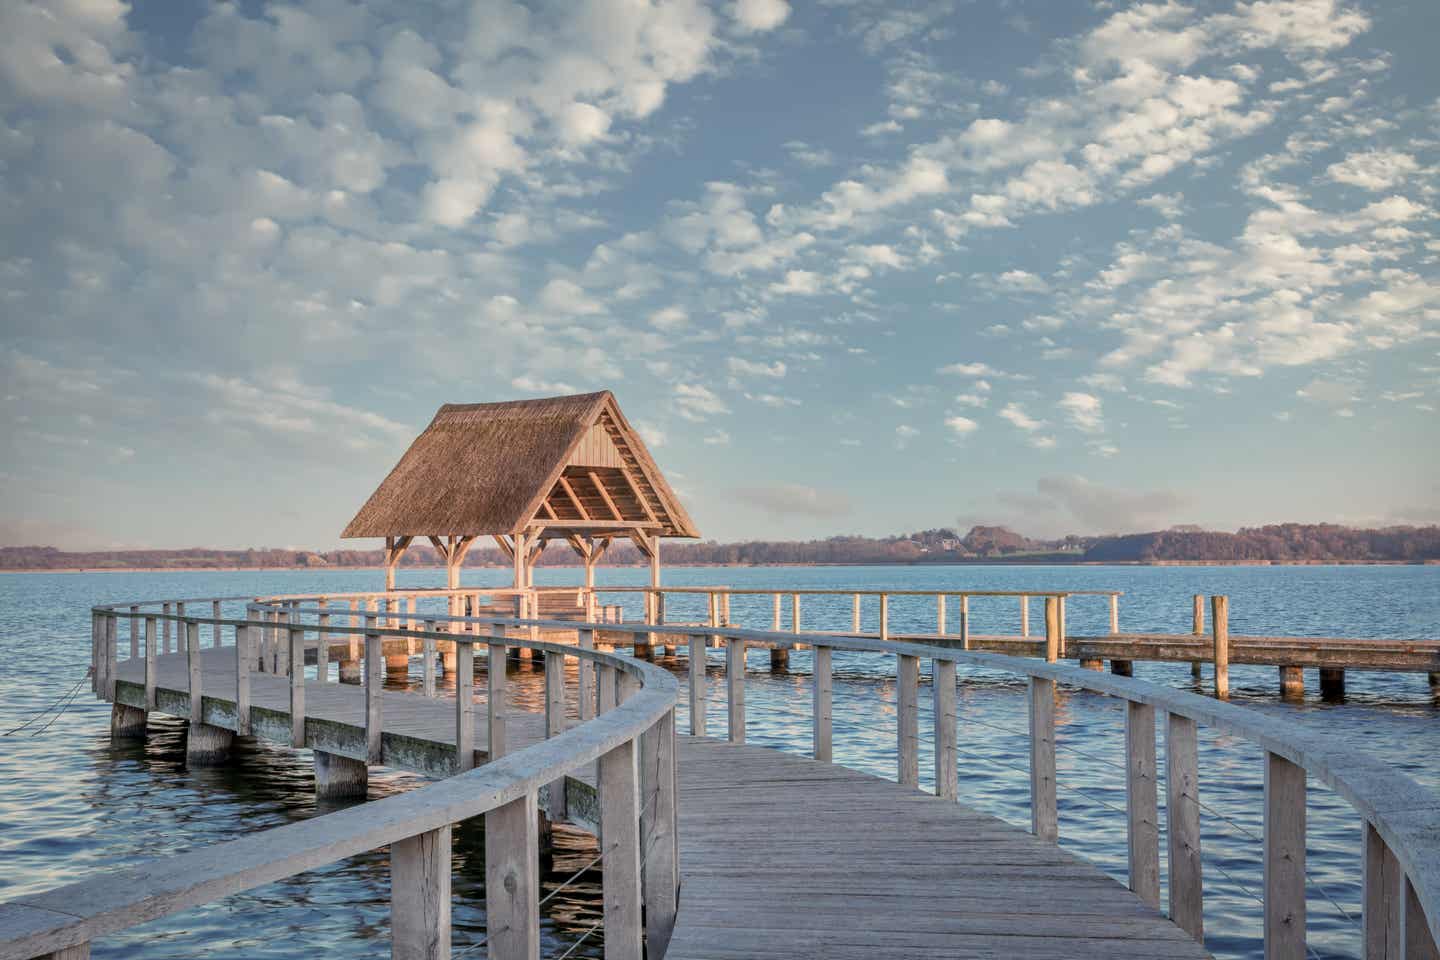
[2,672,91,737]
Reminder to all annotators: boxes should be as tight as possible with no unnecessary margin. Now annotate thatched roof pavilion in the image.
[342,391,698,591]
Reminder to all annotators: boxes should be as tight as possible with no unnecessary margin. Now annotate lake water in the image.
[2,564,1437,959]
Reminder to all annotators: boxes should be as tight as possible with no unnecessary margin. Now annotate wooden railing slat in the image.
[1264,750,1307,959]
[813,645,832,763]
[1166,711,1203,943]
[1126,701,1160,908]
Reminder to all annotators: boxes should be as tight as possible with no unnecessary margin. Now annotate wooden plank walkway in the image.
[669,738,1209,959]
[115,649,1208,959]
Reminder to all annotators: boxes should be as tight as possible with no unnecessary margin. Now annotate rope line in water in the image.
[2,672,91,737]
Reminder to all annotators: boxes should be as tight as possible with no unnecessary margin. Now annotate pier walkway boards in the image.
[105,644,1204,959]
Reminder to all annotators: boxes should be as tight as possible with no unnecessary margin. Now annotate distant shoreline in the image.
[3,559,1435,574]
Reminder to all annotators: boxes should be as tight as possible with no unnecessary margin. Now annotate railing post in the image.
[235,623,251,736]
[1264,750,1306,959]
[1020,595,1030,637]
[162,602,172,654]
[897,654,919,788]
[598,663,618,714]
[1193,594,1205,635]
[488,625,507,760]
[791,593,801,633]
[813,644,832,762]
[485,792,539,960]
[316,608,329,682]
[689,634,707,736]
[880,593,889,642]
[1166,712,1203,943]
[1029,676,1057,841]
[1126,701,1160,908]
[1109,594,1120,634]
[288,626,305,747]
[727,637,745,744]
[186,620,202,728]
[365,628,383,764]
[545,651,566,819]
[640,711,679,955]
[771,593,780,631]
[1402,875,1440,959]
[90,611,99,695]
[936,594,946,635]
[1212,595,1230,699]
[211,600,222,648]
[579,628,596,721]
[129,605,140,658]
[934,658,957,801]
[959,595,970,649]
[852,593,861,633]
[1058,596,1066,655]
[144,616,157,711]
[422,619,436,697]
[599,739,643,960]
[1363,821,1401,959]
[1044,597,1060,663]
[391,824,452,960]
[455,637,474,773]
[105,614,117,700]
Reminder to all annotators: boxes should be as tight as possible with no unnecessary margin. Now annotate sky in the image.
[1,0,1437,551]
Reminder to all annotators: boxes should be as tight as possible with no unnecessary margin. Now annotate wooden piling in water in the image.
[1279,665,1304,700]
[1319,668,1344,700]
[314,750,367,799]
[1212,596,1230,700]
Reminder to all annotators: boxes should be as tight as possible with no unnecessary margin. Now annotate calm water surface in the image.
[2,565,1437,959]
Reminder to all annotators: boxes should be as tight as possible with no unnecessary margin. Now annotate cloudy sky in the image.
[2,0,1437,550]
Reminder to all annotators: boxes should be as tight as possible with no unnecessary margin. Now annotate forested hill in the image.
[3,523,1437,570]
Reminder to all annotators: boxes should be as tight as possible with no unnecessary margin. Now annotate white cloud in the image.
[731,0,791,33]
[939,361,1007,377]
[635,421,667,448]
[1326,150,1420,191]
[945,415,979,435]
[999,402,1044,431]
[1058,392,1104,433]
[769,270,823,295]
[649,305,689,330]
[539,278,604,316]
[733,483,851,517]
[674,382,729,421]
[728,357,787,377]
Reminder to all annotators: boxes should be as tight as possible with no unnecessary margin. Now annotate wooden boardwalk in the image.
[116,648,1207,959]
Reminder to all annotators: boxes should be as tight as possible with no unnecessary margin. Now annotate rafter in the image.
[492,534,515,561]
[619,467,658,523]
[557,476,589,519]
[589,470,622,520]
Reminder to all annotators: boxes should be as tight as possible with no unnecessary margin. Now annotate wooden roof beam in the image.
[589,470,622,520]
[557,476,589,520]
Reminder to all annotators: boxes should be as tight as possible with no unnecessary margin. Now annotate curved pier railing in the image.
[11,587,1440,959]
[8,594,679,960]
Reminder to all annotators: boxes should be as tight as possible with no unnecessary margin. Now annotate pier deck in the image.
[115,647,1207,959]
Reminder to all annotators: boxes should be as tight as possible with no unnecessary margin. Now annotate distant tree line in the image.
[4,523,1437,570]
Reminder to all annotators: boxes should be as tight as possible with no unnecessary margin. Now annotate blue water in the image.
[1,564,1437,959]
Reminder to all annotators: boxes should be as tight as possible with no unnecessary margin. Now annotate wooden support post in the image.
[769,646,789,671]
[235,624,251,735]
[960,596,970,650]
[1264,751,1307,959]
[1044,597,1060,663]
[186,621,202,728]
[1126,701,1160,908]
[129,605,139,658]
[422,620,436,698]
[1029,676,1057,842]
[1020,596,1029,637]
[104,615,117,700]
[484,792,539,960]
[852,593,861,633]
[316,610,329,683]
[314,750,367,800]
[1109,594,1120,634]
[209,600,221,649]
[813,645,832,762]
[936,594,946,635]
[1279,665,1305,700]
[365,630,383,764]
[770,593,780,631]
[727,637,745,744]
[791,592,801,633]
[544,652,567,820]
[880,593,889,642]
[163,602,172,654]
[144,617,157,711]
[1193,594,1205,634]
[391,825,451,960]
[1212,595,1230,699]
[599,740,643,960]
[640,711,679,955]
[1402,874,1440,960]
[288,627,305,747]
[110,702,146,739]
[488,625,507,760]
[579,628,595,722]
[1057,596,1065,656]
[689,634,707,736]
[1319,668,1345,700]
[934,659,958,802]
[897,654,919,788]
[1167,712,1204,944]
[455,638,474,773]
[1363,820,1401,960]
[1112,660,1134,677]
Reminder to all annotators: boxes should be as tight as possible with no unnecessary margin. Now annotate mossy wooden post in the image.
[1212,595,1230,699]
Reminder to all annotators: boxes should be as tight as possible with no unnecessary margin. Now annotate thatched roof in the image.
[342,391,699,540]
